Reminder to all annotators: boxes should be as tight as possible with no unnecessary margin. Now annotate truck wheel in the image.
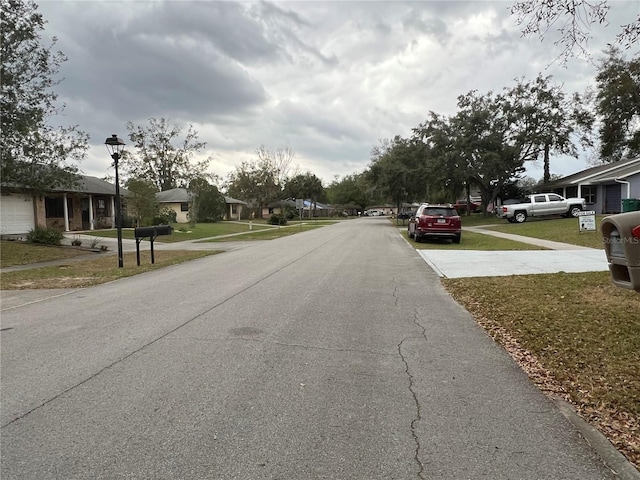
[453,234,461,244]
[568,205,582,218]
[408,226,414,238]
[413,232,420,242]
[514,211,527,223]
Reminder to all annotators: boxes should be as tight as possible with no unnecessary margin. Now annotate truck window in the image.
[548,195,563,202]
[534,195,546,203]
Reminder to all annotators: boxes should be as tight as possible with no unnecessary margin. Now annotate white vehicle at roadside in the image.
[496,193,585,223]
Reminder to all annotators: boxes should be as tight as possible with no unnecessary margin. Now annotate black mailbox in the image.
[133,225,173,266]
[154,225,173,236]
[134,225,173,238]
[601,212,640,292]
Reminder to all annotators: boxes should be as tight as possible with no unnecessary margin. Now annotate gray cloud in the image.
[35,0,639,185]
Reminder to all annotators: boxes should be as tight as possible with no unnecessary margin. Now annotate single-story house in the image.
[1,175,124,235]
[155,188,247,222]
[544,157,640,214]
[262,199,333,218]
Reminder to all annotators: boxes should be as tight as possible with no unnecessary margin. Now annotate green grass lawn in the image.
[484,215,607,249]
[202,223,325,242]
[400,229,545,250]
[79,219,339,243]
[80,221,274,242]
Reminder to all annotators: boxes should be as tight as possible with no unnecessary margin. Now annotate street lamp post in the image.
[105,134,126,268]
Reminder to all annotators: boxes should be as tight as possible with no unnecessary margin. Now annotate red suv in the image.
[408,204,461,244]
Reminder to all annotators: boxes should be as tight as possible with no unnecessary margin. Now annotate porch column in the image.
[88,195,95,230]
[111,196,116,228]
[63,193,70,231]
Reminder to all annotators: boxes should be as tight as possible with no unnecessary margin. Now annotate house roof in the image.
[67,175,121,195]
[155,188,247,205]
[225,196,247,205]
[156,188,191,203]
[547,157,640,187]
[3,174,124,195]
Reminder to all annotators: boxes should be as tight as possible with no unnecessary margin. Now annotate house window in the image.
[582,185,596,204]
[231,204,237,215]
[180,202,189,212]
[96,198,107,217]
[45,196,73,218]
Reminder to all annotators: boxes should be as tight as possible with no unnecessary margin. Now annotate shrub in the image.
[153,207,177,225]
[27,227,64,245]
[120,214,136,228]
[268,214,287,225]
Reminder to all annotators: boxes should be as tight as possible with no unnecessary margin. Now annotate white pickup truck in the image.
[496,193,586,223]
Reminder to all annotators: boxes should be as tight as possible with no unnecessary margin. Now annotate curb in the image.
[553,399,640,479]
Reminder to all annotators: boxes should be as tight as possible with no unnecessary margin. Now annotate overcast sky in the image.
[36,0,639,187]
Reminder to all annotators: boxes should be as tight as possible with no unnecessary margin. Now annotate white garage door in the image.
[0,194,35,235]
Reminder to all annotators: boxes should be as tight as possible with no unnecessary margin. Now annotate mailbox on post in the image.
[134,225,173,266]
[601,212,640,292]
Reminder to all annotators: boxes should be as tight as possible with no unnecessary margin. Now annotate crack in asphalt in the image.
[398,335,426,480]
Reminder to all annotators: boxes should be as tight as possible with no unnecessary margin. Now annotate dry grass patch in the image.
[1,240,90,267]
[443,271,640,469]
[0,250,220,289]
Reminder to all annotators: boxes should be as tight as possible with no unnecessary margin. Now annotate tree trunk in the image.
[544,143,550,184]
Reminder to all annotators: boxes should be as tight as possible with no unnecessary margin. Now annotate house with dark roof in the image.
[544,157,640,214]
[155,188,248,222]
[262,199,333,218]
[1,175,125,235]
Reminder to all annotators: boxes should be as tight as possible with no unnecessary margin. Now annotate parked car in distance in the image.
[408,203,462,243]
[452,198,481,214]
[397,211,415,220]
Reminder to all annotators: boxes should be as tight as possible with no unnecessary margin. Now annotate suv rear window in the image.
[423,207,455,216]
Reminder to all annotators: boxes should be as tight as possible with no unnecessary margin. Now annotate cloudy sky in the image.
[36,0,639,187]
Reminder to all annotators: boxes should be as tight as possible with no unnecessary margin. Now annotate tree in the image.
[124,178,159,227]
[511,0,640,63]
[284,172,325,217]
[224,146,294,218]
[412,113,468,203]
[189,177,225,223]
[256,145,294,191]
[325,173,372,213]
[595,47,640,161]
[502,74,593,183]
[367,136,430,209]
[120,117,211,192]
[1,0,88,192]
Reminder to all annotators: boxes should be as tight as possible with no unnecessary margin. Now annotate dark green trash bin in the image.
[622,198,640,212]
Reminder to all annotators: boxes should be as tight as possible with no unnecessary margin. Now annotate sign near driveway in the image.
[578,211,597,232]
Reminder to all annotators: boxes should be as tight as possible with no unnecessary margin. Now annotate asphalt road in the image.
[1,218,616,479]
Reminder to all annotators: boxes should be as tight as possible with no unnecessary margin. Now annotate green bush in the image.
[121,214,136,228]
[268,214,287,225]
[153,207,177,225]
[27,227,64,245]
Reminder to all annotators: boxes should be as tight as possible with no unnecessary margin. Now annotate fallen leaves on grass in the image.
[443,273,640,469]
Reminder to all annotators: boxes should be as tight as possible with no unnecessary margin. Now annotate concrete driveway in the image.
[414,226,609,279]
